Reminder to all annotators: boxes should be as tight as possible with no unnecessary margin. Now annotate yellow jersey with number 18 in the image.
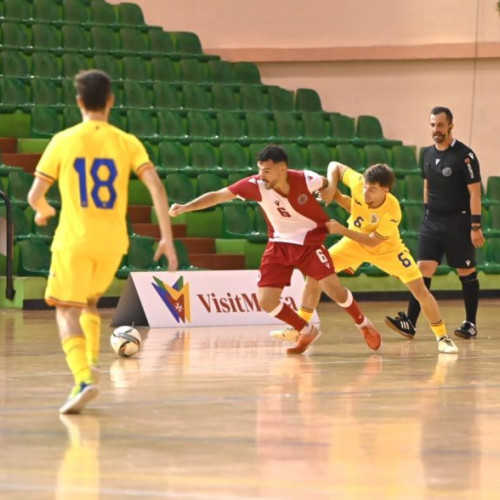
[35,121,152,254]
[341,167,404,255]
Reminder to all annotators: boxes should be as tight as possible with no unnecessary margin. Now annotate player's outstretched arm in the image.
[333,189,352,213]
[320,162,349,205]
[140,167,178,271]
[169,188,236,217]
[27,177,56,226]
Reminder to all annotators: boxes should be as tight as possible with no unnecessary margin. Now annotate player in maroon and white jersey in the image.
[169,145,381,354]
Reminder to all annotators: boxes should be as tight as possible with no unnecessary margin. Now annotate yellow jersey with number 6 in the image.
[35,121,152,254]
[341,167,404,255]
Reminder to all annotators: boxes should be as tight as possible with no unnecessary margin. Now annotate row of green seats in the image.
[0,0,147,29]
[0,22,217,59]
[0,54,263,85]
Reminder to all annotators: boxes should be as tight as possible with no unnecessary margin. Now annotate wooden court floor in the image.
[1,298,500,500]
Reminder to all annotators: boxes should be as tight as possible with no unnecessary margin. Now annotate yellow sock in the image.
[62,335,92,386]
[80,312,101,367]
[430,320,447,340]
[297,306,314,322]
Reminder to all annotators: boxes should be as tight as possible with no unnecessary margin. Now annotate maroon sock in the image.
[273,303,308,332]
[343,300,365,325]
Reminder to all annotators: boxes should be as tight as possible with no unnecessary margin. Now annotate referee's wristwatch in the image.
[471,225,482,231]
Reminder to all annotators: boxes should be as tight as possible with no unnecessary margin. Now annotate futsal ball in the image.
[110,326,141,358]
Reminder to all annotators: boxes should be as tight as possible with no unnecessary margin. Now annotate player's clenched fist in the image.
[169,203,186,217]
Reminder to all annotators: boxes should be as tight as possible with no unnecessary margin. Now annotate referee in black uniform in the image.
[386,106,485,339]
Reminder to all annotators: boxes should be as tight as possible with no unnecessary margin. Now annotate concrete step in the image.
[0,137,17,154]
[132,223,187,239]
[127,205,151,223]
[177,237,215,254]
[2,152,41,172]
[190,253,245,270]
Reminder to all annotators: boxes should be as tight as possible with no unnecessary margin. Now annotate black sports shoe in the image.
[384,312,416,339]
[454,320,477,339]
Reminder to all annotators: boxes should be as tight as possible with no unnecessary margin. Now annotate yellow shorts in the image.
[46,249,124,307]
[329,237,422,284]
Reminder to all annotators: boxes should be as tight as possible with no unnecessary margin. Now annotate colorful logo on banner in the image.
[152,275,191,323]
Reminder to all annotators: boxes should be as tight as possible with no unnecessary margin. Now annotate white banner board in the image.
[112,269,319,327]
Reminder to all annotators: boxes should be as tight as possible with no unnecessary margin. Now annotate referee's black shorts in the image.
[418,211,476,269]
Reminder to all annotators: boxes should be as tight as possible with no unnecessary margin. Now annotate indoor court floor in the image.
[1,298,500,500]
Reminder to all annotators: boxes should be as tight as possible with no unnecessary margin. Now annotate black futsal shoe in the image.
[454,321,477,339]
[384,312,416,339]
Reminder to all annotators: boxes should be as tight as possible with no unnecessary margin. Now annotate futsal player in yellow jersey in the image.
[28,70,178,414]
[271,162,458,354]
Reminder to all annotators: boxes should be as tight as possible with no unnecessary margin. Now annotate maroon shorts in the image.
[258,241,335,288]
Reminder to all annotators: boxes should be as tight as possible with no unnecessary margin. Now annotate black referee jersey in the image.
[422,139,481,216]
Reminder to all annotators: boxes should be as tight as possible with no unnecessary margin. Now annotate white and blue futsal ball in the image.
[110,326,142,358]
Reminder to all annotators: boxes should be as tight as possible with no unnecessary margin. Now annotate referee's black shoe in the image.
[454,321,477,339]
[384,312,416,339]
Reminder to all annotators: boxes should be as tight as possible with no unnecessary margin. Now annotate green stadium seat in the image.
[189,142,222,174]
[150,57,179,83]
[274,112,302,141]
[391,178,406,201]
[120,28,148,54]
[401,204,424,237]
[364,144,392,168]
[31,106,62,137]
[248,143,267,166]
[179,58,207,83]
[0,77,30,112]
[268,87,294,112]
[1,51,31,79]
[157,239,195,270]
[336,144,365,172]
[217,112,245,141]
[485,205,500,236]
[92,55,122,81]
[207,60,234,84]
[392,145,420,177]
[61,77,77,105]
[234,62,261,84]
[355,115,402,147]
[62,53,88,78]
[403,174,423,205]
[157,111,187,142]
[118,2,145,26]
[63,0,90,24]
[187,111,216,141]
[7,170,33,209]
[172,31,203,55]
[182,84,211,110]
[109,109,125,130]
[211,84,239,111]
[3,0,33,21]
[240,85,268,111]
[307,144,335,174]
[295,88,322,112]
[89,0,117,26]
[164,172,196,204]
[221,204,254,238]
[302,112,330,143]
[157,141,190,175]
[32,23,62,51]
[153,82,182,110]
[251,206,268,242]
[127,179,151,205]
[219,142,252,174]
[148,29,174,53]
[485,176,500,206]
[484,236,500,274]
[1,22,31,50]
[31,78,61,106]
[116,236,161,278]
[330,113,356,143]
[63,106,81,128]
[197,172,224,196]
[122,56,151,82]
[245,112,274,142]
[281,144,307,169]
[17,239,51,277]
[126,109,156,140]
[91,26,119,53]
[0,205,33,241]
[33,0,63,24]
[123,81,152,108]
[31,52,61,79]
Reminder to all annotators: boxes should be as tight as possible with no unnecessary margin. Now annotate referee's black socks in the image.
[459,271,479,325]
